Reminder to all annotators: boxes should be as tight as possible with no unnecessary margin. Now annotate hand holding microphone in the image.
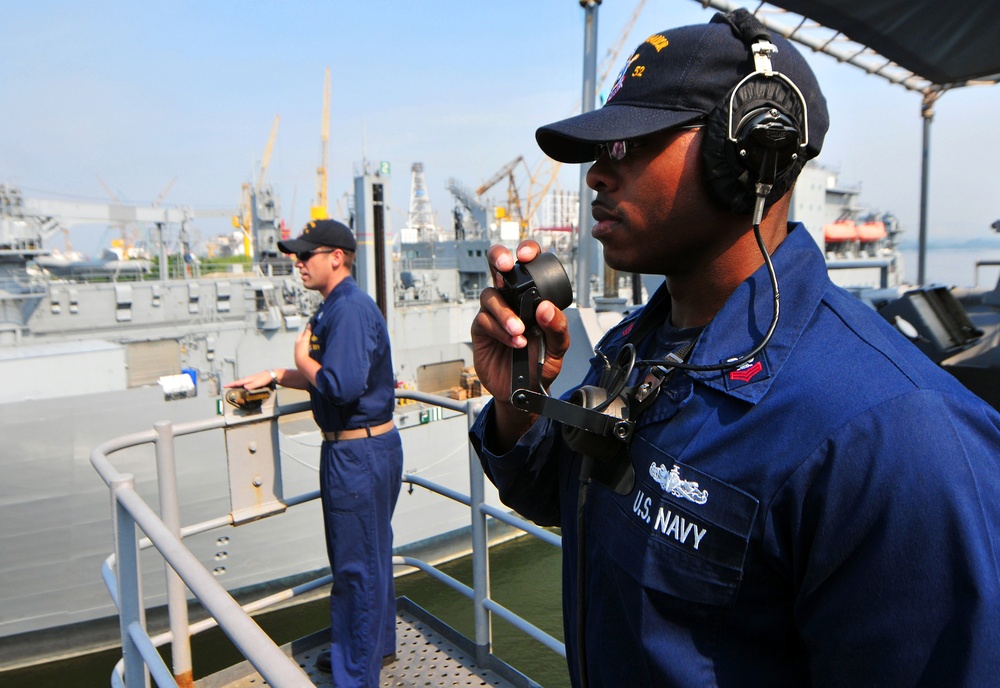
[471,241,572,450]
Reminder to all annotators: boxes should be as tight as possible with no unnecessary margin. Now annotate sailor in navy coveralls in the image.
[227,219,402,687]
[470,11,1000,688]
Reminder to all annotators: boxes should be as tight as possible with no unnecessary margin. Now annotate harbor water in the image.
[899,245,1000,288]
[1,533,569,688]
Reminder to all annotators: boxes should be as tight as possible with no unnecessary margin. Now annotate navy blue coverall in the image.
[309,275,402,688]
[471,224,1000,687]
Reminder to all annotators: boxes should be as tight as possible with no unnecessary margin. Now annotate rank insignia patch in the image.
[724,356,770,391]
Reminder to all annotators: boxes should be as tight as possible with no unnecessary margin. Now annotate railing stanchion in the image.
[467,400,492,666]
[111,473,149,688]
[155,420,194,688]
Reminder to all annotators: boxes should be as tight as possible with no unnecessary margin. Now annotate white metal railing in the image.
[826,257,894,288]
[974,259,1000,287]
[91,389,564,687]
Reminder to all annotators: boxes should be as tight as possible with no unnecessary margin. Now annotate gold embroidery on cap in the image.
[646,35,669,52]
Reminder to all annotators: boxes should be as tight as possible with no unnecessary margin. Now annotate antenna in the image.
[361,118,369,174]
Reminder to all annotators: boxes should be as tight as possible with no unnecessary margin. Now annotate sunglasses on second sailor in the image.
[595,122,705,163]
[295,248,336,263]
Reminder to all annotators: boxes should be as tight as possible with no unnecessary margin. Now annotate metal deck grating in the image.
[197,598,537,688]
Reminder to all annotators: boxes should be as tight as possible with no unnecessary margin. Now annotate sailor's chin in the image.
[591,218,622,240]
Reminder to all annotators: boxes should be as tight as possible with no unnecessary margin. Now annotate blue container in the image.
[181,367,198,394]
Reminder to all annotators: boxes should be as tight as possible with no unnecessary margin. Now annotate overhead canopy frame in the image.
[694,0,1000,284]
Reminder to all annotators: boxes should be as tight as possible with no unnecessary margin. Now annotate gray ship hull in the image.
[0,180,505,669]
[0,377,501,668]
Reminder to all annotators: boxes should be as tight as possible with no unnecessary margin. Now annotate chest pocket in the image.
[592,436,759,607]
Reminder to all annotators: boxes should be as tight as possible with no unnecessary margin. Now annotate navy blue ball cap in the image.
[277,219,357,254]
[536,11,829,164]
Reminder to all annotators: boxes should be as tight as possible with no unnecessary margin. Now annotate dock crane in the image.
[476,156,532,234]
[518,0,648,234]
[96,175,128,253]
[598,0,647,100]
[476,155,566,240]
[96,175,176,259]
[233,114,280,257]
[256,115,280,196]
[311,67,331,220]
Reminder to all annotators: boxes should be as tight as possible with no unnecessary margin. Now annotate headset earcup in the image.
[702,76,805,214]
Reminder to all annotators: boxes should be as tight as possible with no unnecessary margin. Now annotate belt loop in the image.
[366,426,372,437]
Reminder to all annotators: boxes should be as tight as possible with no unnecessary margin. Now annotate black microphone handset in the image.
[496,252,574,329]
[497,253,651,494]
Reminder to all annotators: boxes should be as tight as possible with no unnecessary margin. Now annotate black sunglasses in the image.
[595,123,704,162]
[295,248,335,262]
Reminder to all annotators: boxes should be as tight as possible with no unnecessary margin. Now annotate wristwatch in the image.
[268,369,279,388]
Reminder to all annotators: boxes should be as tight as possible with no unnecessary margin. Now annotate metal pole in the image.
[576,0,601,308]
[157,222,168,283]
[917,91,938,286]
[155,420,194,688]
[115,487,314,686]
[468,401,492,666]
[112,473,149,688]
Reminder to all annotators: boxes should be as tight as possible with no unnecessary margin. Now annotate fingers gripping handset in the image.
[490,247,632,441]
[471,243,572,448]
[496,251,574,394]
[490,246,657,495]
[497,252,575,331]
[475,245,649,494]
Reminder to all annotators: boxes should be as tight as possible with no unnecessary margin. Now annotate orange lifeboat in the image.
[857,221,887,242]
[824,221,858,242]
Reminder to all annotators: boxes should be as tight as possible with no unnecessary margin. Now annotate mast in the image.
[576,0,601,307]
[406,163,437,241]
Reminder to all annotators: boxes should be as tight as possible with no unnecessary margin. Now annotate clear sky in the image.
[3,0,999,258]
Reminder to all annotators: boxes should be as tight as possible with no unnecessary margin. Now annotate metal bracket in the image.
[223,388,286,525]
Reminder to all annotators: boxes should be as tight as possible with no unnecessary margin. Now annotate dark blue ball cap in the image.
[277,219,357,254]
[536,11,829,164]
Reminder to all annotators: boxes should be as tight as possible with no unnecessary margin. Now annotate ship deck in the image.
[196,598,533,688]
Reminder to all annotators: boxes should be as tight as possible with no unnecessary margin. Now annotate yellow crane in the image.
[598,0,647,97]
[256,115,280,196]
[476,156,529,226]
[519,0,648,233]
[310,67,331,220]
[521,159,561,231]
[233,114,280,256]
[477,156,564,240]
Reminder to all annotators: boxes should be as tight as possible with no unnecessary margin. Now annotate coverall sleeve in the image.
[469,399,565,527]
[770,389,1000,686]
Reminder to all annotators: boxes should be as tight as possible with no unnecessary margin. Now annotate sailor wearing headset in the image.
[469,10,1000,688]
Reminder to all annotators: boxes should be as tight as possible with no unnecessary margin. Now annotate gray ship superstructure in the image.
[0,169,505,669]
